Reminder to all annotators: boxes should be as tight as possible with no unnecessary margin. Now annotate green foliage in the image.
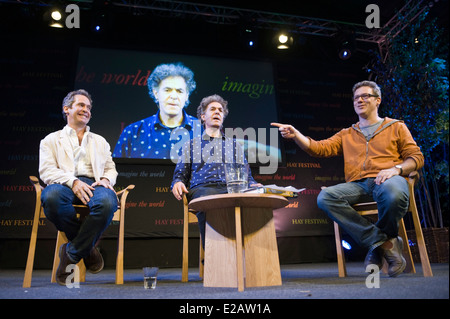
[369,5,449,227]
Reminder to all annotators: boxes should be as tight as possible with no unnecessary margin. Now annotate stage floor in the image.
[1,262,448,300]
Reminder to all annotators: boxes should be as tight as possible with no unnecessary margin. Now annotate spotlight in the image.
[241,27,258,49]
[51,10,62,21]
[338,43,352,60]
[90,0,113,34]
[342,240,352,250]
[45,7,64,28]
[279,34,288,44]
[91,14,106,32]
[276,32,293,49]
[335,31,356,60]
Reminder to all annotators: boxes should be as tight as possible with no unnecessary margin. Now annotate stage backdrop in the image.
[75,46,281,166]
[0,40,362,244]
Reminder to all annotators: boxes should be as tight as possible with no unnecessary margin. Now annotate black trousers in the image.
[187,183,228,249]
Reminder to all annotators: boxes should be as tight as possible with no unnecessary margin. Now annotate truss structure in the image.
[1,0,430,58]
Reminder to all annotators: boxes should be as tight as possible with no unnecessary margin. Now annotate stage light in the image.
[342,240,352,250]
[241,27,258,49]
[90,0,113,34]
[49,21,64,28]
[335,30,356,60]
[338,44,352,60]
[91,13,107,33]
[45,7,65,28]
[279,34,288,44]
[51,10,62,21]
[276,32,293,50]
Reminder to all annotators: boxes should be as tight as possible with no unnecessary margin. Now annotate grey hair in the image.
[197,94,229,127]
[147,63,196,106]
[62,89,92,120]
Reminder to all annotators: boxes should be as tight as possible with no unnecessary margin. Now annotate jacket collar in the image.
[352,117,401,137]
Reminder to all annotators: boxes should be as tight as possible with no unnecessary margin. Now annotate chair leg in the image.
[51,231,66,283]
[182,210,189,282]
[334,222,347,277]
[115,208,125,284]
[199,238,204,278]
[234,206,244,292]
[381,259,389,274]
[398,218,415,273]
[23,206,42,288]
[409,200,433,277]
[78,259,86,282]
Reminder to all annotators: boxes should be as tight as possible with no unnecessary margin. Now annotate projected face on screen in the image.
[154,76,189,119]
[112,63,201,160]
[75,47,282,170]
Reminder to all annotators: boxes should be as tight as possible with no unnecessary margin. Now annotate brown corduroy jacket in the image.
[306,117,424,183]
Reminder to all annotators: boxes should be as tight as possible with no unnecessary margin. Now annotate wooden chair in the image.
[182,193,204,282]
[333,171,433,277]
[23,176,135,288]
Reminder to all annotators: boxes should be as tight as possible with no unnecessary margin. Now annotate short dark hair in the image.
[197,94,229,126]
[62,89,92,120]
[352,80,382,99]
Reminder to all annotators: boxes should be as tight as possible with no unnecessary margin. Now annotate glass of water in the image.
[143,267,159,289]
[224,163,248,193]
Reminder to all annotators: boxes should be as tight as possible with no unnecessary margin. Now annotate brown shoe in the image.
[380,236,406,277]
[56,243,76,286]
[84,246,104,274]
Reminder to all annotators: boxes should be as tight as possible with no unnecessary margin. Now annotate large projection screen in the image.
[75,47,282,170]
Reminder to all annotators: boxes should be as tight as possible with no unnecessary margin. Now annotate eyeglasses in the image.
[353,93,378,101]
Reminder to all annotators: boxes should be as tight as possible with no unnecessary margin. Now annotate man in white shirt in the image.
[39,89,118,285]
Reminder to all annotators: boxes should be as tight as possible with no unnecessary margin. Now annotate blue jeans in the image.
[188,183,228,249]
[41,177,118,263]
[317,176,409,252]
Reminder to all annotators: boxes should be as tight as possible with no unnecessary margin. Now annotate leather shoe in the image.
[380,236,406,277]
[84,246,104,274]
[364,247,383,270]
[56,243,76,286]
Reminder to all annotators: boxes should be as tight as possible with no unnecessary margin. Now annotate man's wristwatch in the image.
[395,165,403,175]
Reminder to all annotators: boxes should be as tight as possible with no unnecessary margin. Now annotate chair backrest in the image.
[406,171,419,195]
[30,176,45,218]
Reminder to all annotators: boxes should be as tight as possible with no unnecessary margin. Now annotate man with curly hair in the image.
[172,94,261,248]
[113,62,201,160]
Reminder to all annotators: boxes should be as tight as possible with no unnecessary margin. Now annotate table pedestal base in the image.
[204,206,282,291]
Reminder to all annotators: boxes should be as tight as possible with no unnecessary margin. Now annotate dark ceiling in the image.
[0,0,448,62]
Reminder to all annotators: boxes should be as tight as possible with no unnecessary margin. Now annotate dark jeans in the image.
[187,183,228,249]
[41,177,118,263]
[317,175,409,252]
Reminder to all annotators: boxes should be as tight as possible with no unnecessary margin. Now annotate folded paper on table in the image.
[243,185,305,198]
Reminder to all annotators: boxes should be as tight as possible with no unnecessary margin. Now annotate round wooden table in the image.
[189,193,288,291]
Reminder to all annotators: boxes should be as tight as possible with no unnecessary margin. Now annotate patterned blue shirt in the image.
[113,110,202,160]
[171,133,257,190]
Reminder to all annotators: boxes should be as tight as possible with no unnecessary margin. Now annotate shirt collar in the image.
[63,124,90,136]
[154,109,194,130]
[201,130,227,141]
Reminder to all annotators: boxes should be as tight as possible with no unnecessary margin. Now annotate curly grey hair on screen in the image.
[147,63,197,107]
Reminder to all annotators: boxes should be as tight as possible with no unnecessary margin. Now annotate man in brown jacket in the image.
[272,80,424,277]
